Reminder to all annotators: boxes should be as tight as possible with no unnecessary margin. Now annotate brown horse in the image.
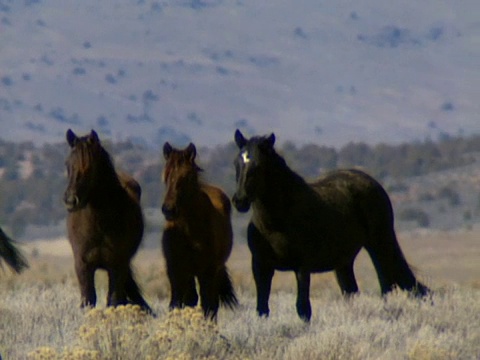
[161,142,237,318]
[64,129,152,313]
[0,227,28,273]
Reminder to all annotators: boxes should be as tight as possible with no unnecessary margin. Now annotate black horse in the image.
[232,129,429,321]
[0,227,28,273]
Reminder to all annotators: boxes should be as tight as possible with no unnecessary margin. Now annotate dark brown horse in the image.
[232,130,429,321]
[161,142,237,318]
[64,129,152,313]
[0,227,28,273]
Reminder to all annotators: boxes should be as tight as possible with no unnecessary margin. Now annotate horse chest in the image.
[253,219,293,259]
[265,232,291,258]
[68,204,140,245]
[252,210,341,270]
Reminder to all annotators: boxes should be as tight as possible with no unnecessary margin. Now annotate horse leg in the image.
[162,229,198,309]
[335,260,359,296]
[252,258,274,318]
[107,267,129,307]
[75,261,96,307]
[166,266,197,309]
[183,276,198,307]
[166,271,182,309]
[248,222,274,318]
[295,270,312,322]
[198,269,220,319]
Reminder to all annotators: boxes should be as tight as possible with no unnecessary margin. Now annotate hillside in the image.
[1,133,479,241]
[1,0,480,148]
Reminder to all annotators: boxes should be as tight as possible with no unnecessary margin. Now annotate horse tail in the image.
[0,227,29,274]
[363,182,430,297]
[125,268,154,315]
[365,228,430,297]
[218,267,238,309]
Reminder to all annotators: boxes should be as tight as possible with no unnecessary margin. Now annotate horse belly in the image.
[279,224,363,273]
[264,239,347,273]
[301,233,363,273]
[260,232,302,270]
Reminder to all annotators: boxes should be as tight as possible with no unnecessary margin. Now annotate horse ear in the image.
[89,130,100,144]
[66,129,78,147]
[186,143,197,162]
[267,133,276,147]
[234,129,247,148]
[163,142,173,160]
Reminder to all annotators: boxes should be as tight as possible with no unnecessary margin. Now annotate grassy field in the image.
[1,229,479,359]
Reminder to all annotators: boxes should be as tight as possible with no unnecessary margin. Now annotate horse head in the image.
[63,129,106,211]
[162,142,202,221]
[232,129,276,212]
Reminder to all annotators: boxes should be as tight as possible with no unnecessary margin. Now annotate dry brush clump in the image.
[27,305,237,360]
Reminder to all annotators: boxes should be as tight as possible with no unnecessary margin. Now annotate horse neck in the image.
[182,176,204,212]
[89,161,125,205]
[254,155,307,213]
[173,180,211,232]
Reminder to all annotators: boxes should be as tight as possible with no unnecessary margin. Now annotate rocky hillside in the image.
[1,134,479,240]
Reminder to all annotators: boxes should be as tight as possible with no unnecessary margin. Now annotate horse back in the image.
[310,168,394,231]
[201,184,231,218]
[200,183,233,261]
[312,169,391,207]
[118,171,142,203]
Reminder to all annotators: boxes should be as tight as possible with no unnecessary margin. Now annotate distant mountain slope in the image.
[1,0,479,148]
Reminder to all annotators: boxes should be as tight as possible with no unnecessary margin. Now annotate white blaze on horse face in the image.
[241,151,250,164]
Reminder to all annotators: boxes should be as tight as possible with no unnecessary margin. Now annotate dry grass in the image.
[1,229,479,359]
[26,305,232,360]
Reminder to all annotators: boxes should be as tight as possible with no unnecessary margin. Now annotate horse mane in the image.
[268,147,288,170]
[263,143,306,187]
[246,135,287,169]
[72,138,121,187]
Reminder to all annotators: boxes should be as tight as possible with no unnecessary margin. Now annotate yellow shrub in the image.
[408,342,458,360]
[29,305,234,360]
[27,347,59,360]
[27,346,100,360]
[58,348,101,360]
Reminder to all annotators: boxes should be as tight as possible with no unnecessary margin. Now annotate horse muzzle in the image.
[232,193,251,213]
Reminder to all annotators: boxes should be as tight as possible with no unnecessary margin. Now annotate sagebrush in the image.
[1,233,479,359]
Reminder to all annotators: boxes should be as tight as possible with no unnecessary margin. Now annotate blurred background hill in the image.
[1,0,479,242]
[1,0,479,147]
